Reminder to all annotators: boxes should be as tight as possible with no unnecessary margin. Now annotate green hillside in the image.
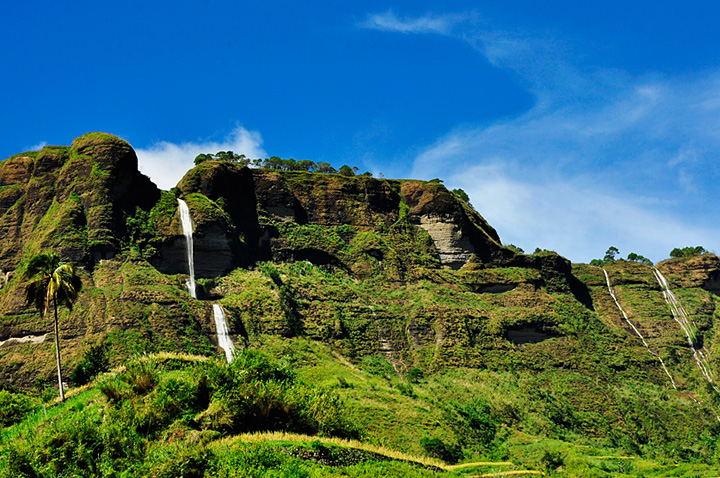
[2,133,720,476]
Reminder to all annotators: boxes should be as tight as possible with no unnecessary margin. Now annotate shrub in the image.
[339,165,355,177]
[98,373,128,403]
[148,442,211,478]
[407,368,424,383]
[541,450,564,470]
[420,437,463,464]
[0,391,38,428]
[199,350,356,438]
[457,399,496,447]
[452,188,470,205]
[70,344,110,385]
[123,358,159,395]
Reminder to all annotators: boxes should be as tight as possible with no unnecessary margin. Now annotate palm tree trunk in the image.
[53,294,64,402]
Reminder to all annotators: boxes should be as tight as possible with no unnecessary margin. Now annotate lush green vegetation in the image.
[590,247,653,266]
[4,342,720,477]
[5,136,720,477]
[670,246,707,258]
[193,150,372,176]
[0,351,360,477]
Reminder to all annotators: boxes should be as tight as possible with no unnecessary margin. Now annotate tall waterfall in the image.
[653,268,716,388]
[177,199,235,363]
[604,269,677,389]
[213,304,235,363]
[177,199,197,299]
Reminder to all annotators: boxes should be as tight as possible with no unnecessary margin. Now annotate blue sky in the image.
[2,1,720,264]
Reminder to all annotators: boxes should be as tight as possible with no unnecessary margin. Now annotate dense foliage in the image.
[0,351,357,477]
[670,246,707,258]
[590,247,653,266]
[193,150,372,176]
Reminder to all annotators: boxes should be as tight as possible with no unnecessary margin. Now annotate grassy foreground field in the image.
[2,345,720,477]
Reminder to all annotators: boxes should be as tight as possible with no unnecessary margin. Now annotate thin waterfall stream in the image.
[653,268,716,389]
[603,269,677,389]
[213,304,235,363]
[178,198,235,362]
[177,199,197,299]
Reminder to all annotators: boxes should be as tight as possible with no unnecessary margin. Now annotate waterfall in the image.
[604,269,677,389]
[213,304,235,363]
[177,199,197,299]
[653,268,716,388]
[177,199,235,363]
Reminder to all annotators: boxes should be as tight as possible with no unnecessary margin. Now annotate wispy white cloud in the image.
[444,162,716,263]
[135,125,266,190]
[24,141,47,151]
[359,10,463,35]
[394,13,720,262]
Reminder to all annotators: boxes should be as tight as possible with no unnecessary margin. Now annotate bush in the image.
[420,437,463,464]
[339,165,355,177]
[452,188,471,205]
[148,442,210,478]
[541,450,564,470]
[195,350,356,438]
[70,344,110,385]
[98,373,128,403]
[457,399,496,447]
[123,358,159,395]
[0,390,38,428]
[407,368,424,383]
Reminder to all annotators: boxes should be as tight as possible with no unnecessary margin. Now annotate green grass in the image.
[4,344,719,477]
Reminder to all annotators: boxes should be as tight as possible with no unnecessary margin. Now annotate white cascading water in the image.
[178,199,235,363]
[213,304,235,363]
[604,269,677,389]
[177,199,197,299]
[653,268,716,388]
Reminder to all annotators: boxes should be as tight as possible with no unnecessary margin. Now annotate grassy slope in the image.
[2,348,720,477]
[4,254,720,476]
[3,151,720,476]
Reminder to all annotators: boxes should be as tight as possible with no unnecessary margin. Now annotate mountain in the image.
[1,133,720,476]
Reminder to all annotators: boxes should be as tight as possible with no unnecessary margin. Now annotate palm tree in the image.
[21,252,82,401]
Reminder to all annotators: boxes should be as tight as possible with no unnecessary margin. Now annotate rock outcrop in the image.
[0,133,160,269]
[5,132,714,405]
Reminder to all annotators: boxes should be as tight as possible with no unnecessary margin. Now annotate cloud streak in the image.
[443,162,716,263]
[135,125,266,190]
[359,10,462,35]
[366,11,720,261]
[23,141,47,152]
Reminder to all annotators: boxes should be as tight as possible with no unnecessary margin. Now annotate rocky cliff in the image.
[1,134,720,453]
[0,133,159,269]
[0,133,582,384]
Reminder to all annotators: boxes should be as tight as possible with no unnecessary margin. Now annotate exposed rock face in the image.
[180,166,512,269]
[0,133,596,389]
[657,254,720,295]
[151,196,239,278]
[177,162,262,260]
[417,215,475,269]
[400,180,504,267]
[176,165,510,271]
[0,133,160,270]
[250,170,404,228]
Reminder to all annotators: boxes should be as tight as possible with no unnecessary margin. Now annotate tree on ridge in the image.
[21,252,82,402]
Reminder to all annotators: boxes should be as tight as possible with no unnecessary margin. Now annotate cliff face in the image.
[1,133,720,446]
[174,165,511,275]
[0,133,160,270]
[0,134,586,388]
